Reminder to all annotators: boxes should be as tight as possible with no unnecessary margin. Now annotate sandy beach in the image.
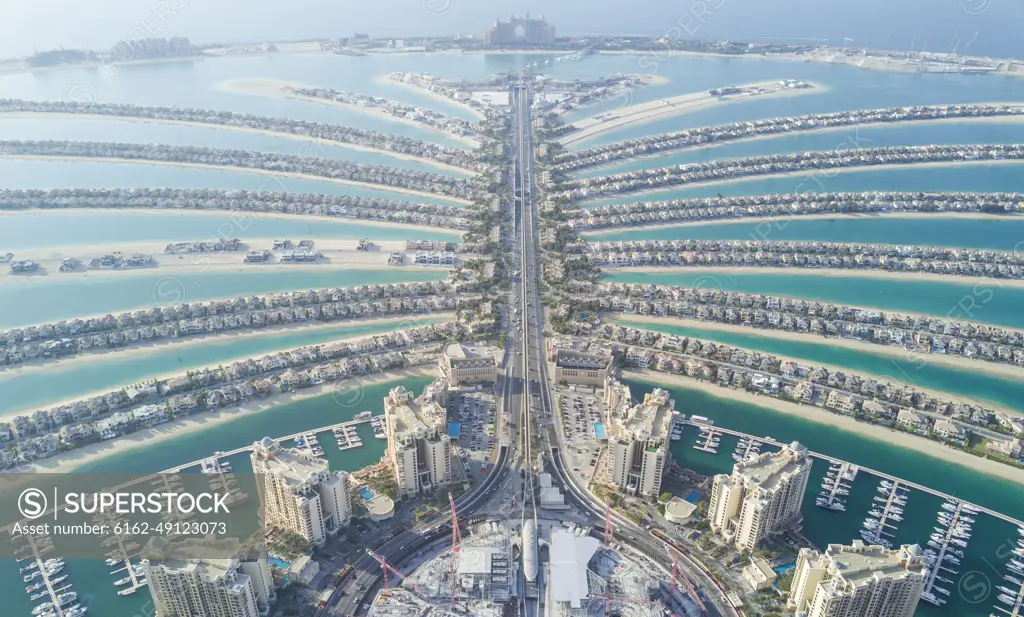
[0,206,462,236]
[614,321,1021,417]
[0,313,452,388]
[559,80,826,146]
[373,74,488,122]
[602,264,1024,290]
[579,159,1024,205]
[0,111,475,176]
[584,211,1024,236]
[1,238,455,284]
[624,368,1024,486]
[0,154,472,205]
[613,313,1024,382]
[6,366,435,475]
[570,110,1024,174]
[220,77,481,148]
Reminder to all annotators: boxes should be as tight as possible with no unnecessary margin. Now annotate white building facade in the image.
[787,541,927,617]
[250,437,352,547]
[384,385,452,497]
[709,441,811,551]
[144,558,264,617]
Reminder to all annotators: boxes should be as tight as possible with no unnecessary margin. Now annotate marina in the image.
[816,461,857,512]
[919,499,976,607]
[692,425,721,454]
[993,526,1024,617]
[860,478,909,549]
[680,421,1024,529]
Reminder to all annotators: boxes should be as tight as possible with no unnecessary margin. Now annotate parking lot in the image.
[556,387,607,485]
[451,390,498,479]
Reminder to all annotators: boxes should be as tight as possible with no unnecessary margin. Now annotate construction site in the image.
[362,512,705,617]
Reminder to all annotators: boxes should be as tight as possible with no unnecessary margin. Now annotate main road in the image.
[512,74,738,617]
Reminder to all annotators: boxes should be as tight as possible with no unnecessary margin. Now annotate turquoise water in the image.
[0,268,444,328]
[580,162,1024,208]
[630,377,1023,617]
[0,117,471,177]
[2,378,418,617]
[603,270,1024,329]
[0,316,446,414]
[616,318,1024,414]
[0,159,466,207]
[2,49,1024,617]
[0,210,461,250]
[563,55,1024,145]
[587,216,1024,251]
[574,121,1024,178]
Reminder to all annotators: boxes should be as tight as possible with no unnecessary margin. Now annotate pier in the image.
[168,416,376,473]
[863,479,908,548]
[693,426,721,454]
[20,534,73,617]
[993,526,1024,617]
[682,421,1024,528]
[817,461,856,512]
[921,500,974,606]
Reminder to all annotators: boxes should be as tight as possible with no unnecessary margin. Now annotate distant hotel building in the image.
[441,342,498,387]
[709,441,811,551]
[384,385,452,497]
[144,557,273,617]
[787,541,927,617]
[610,388,676,498]
[250,437,352,547]
[484,14,556,45]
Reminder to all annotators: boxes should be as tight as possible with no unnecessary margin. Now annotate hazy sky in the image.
[2,0,1021,58]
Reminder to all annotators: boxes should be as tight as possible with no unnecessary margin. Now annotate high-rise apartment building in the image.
[787,541,927,617]
[144,557,270,617]
[610,388,676,498]
[709,441,811,551]
[250,436,351,547]
[384,385,452,497]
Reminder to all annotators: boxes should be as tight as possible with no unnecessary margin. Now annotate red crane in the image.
[664,544,707,615]
[365,549,423,595]
[449,493,464,610]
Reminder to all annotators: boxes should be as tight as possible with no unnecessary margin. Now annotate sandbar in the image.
[613,313,1024,382]
[0,154,472,205]
[602,264,1024,290]
[560,80,826,146]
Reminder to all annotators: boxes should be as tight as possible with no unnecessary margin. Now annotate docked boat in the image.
[919,591,944,606]
[933,587,950,596]
[114,576,132,585]
[999,594,1017,605]
[355,411,373,421]
[63,606,88,617]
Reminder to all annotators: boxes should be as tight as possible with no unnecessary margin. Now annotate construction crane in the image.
[603,500,614,546]
[922,33,931,54]
[448,493,464,610]
[365,549,423,596]
[963,31,979,63]
[664,544,707,615]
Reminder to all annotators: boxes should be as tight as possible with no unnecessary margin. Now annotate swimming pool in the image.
[360,487,374,500]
